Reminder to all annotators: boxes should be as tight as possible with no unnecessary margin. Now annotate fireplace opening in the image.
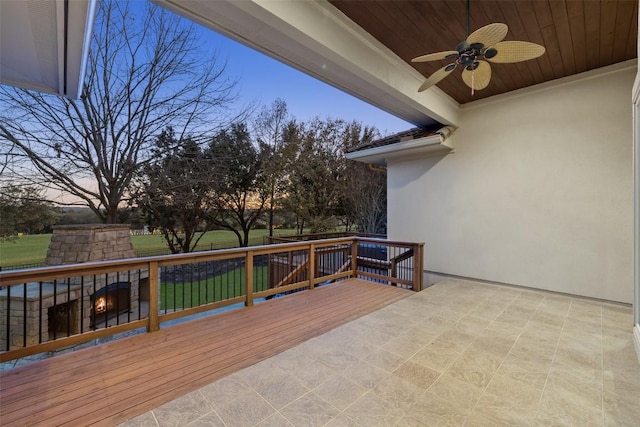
[90,282,131,328]
[48,300,79,339]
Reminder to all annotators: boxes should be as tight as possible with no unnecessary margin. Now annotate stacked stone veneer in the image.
[1,225,148,351]
[44,224,136,265]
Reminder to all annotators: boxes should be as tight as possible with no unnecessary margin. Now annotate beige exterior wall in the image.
[388,64,635,303]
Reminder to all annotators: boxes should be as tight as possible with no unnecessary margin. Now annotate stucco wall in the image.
[388,64,635,303]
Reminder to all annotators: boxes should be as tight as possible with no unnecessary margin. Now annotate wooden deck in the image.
[0,279,412,426]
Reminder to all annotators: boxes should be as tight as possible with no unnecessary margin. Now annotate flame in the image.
[95,296,107,313]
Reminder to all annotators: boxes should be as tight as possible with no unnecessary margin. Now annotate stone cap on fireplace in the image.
[45,224,136,266]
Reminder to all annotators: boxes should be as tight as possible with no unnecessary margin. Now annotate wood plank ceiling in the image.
[330,0,638,104]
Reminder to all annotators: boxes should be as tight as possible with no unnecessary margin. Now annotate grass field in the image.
[160,265,268,310]
[0,229,296,268]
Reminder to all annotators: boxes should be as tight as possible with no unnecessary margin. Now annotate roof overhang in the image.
[152,0,459,128]
[345,126,455,166]
[0,0,97,99]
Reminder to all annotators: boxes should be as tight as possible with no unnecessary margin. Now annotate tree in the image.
[0,185,59,240]
[0,0,239,223]
[208,123,267,246]
[135,128,212,254]
[339,124,386,234]
[253,99,292,236]
[283,118,347,233]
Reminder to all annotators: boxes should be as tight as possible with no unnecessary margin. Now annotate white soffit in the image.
[152,0,460,128]
[345,127,455,166]
[0,0,96,99]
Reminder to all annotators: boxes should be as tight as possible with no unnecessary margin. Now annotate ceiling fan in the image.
[412,0,545,93]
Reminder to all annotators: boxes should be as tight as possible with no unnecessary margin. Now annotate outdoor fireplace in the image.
[90,282,131,328]
[1,225,147,351]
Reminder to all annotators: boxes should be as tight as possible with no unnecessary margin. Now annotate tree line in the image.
[0,0,387,251]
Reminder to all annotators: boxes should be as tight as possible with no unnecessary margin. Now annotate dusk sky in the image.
[184,11,414,137]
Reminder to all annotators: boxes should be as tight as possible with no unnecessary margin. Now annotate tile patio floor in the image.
[121,279,640,426]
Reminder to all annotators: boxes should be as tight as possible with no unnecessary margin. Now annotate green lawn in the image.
[160,265,268,310]
[0,229,296,268]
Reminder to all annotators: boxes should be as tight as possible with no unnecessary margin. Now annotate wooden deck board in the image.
[0,279,412,426]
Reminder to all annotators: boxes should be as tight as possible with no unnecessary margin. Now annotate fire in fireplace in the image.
[90,282,131,328]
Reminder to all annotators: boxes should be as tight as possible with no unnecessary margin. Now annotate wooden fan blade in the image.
[412,50,459,62]
[467,23,508,48]
[418,63,457,92]
[486,41,546,63]
[461,60,491,91]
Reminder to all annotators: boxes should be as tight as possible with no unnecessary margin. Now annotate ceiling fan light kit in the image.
[412,2,545,94]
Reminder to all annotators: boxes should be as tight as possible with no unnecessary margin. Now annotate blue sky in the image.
[188,17,414,136]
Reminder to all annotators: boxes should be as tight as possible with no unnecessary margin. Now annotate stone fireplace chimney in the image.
[45,224,136,265]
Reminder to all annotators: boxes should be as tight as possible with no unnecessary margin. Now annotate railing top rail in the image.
[0,236,423,287]
[354,237,426,247]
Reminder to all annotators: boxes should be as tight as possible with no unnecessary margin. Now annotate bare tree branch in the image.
[0,0,242,223]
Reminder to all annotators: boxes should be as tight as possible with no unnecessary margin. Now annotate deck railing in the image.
[0,237,423,362]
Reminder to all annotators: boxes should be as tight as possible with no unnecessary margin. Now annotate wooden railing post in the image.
[308,243,316,290]
[351,238,358,278]
[413,243,424,292]
[148,261,160,332]
[245,251,254,306]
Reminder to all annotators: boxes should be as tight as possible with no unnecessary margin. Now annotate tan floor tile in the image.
[364,347,407,372]
[255,413,294,427]
[383,335,428,358]
[454,315,492,336]
[425,314,458,330]
[480,321,523,340]
[199,374,252,409]
[343,391,405,426]
[493,309,531,329]
[410,345,460,372]
[444,347,502,390]
[292,357,337,389]
[511,336,557,360]
[603,342,640,373]
[313,373,367,411]
[343,360,390,389]
[603,369,640,406]
[494,367,548,390]
[188,412,226,427]
[472,393,538,426]
[470,334,517,359]
[553,348,603,384]
[428,329,475,354]
[213,390,275,427]
[239,359,290,390]
[538,372,603,425]
[371,374,424,411]
[424,372,484,416]
[253,372,310,410]
[467,302,505,321]
[408,392,468,426]
[317,349,361,373]
[324,414,361,427]
[393,360,441,389]
[269,348,315,372]
[280,392,339,427]
[120,411,158,427]
[434,308,468,322]
[483,372,543,410]
[153,391,214,427]
[536,393,603,426]
[395,416,429,426]
[342,336,380,360]
[362,329,395,347]
[463,411,507,426]
[603,393,640,427]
